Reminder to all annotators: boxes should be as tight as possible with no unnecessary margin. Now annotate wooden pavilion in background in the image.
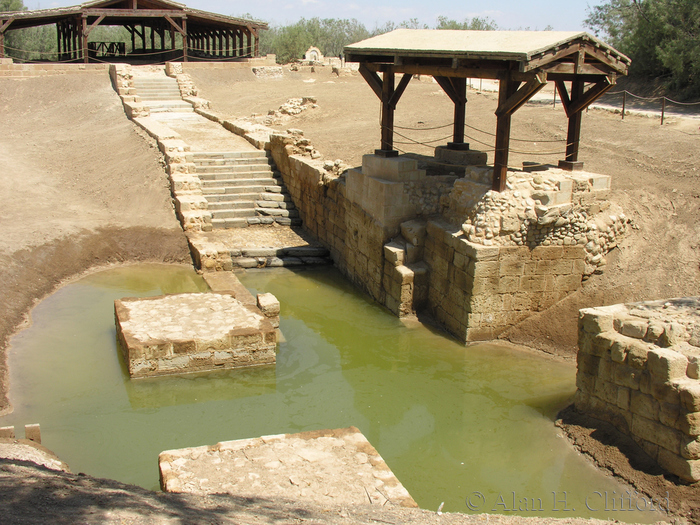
[0,0,267,64]
[344,30,630,191]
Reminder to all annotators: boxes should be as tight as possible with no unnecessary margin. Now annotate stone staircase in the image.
[193,151,301,229]
[132,75,193,113]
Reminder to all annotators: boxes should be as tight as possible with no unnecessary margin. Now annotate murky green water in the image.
[2,264,666,522]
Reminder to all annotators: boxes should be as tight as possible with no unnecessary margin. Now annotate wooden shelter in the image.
[344,29,630,191]
[0,0,267,64]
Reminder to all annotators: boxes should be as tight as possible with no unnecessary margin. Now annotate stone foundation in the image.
[115,292,279,378]
[159,426,417,508]
[163,77,628,343]
[575,298,700,482]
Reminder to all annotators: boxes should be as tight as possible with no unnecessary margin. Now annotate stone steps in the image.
[193,149,299,229]
[228,246,332,268]
[198,170,280,180]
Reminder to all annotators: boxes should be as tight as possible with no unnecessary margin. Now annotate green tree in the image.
[435,15,498,30]
[586,0,700,97]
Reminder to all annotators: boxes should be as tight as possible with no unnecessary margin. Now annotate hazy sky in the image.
[29,0,596,32]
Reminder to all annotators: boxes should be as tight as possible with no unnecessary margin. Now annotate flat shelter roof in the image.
[344,29,630,191]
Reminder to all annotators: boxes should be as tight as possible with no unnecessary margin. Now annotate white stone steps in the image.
[196,165,276,175]
[207,200,256,210]
[198,171,279,181]
[194,157,273,167]
[191,151,270,160]
[211,208,257,219]
[255,208,300,218]
[201,177,279,188]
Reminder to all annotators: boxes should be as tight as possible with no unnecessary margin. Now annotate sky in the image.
[27,0,597,32]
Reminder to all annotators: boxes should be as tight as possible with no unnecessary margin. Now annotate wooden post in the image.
[1,18,12,59]
[452,77,467,146]
[565,79,584,163]
[379,70,395,154]
[661,97,666,125]
[492,75,519,192]
[82,16,88,64]
[622,90,626,120]
[246,29,252,57]
[182,18,187,62]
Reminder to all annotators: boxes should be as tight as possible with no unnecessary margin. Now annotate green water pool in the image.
[1,263,665,522]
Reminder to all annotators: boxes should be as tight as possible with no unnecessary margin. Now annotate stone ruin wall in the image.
[162,69,629,343]
[576,299,700,482]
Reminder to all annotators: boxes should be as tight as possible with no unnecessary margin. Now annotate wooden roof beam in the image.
[495,72,547,117]
[0,18,13,33]
[83,13,106,36]
[83,9,186,18]
[434,76,466,104]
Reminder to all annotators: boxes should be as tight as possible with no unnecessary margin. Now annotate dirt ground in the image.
[0,66,698,523]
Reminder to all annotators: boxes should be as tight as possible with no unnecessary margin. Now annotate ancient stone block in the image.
[619,319,649,339]
[657,448,700,482]
[627,340,650,369]
[630,391,659,421]
[681,436,700,460]
[631,414,680,453]
[678,412,700,437]
[614,364,642,390]
[579,309,614,334]
[679,381,700,412]
[0,426,15,439]
[617,387,631,410]
[647,348,689,382]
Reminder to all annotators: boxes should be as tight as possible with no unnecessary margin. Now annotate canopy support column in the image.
[492,75,521,192]
[435,76,467,149]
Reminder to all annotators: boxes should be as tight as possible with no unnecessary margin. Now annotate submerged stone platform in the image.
[115,292,278,378]
[158,426,417,508]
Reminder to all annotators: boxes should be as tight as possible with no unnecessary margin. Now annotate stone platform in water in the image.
[158,426,417,508]
[115,292,279,378]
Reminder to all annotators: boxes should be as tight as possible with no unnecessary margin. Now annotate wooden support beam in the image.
[85,14,106,37]
[389,73,411,108]
[435,76,468,144]
[493,75,521,192]
[568,76,614,115]
[495,72,546,117]
[0,18,12,59]
[164,15,185,36]
[359,63,383,99]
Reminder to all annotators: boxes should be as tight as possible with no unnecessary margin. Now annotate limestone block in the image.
[614,364,642,389]
[383,241,405,266]
[24,424,41,444]
[610,338,630,363]
[619,319,649,339]
[681,436,700,460]
[678,412,700,436]
[627,340,650,369]
[0,426,15,439]
[650,378,680,405]
[657,448,700,482]
[577,353,600,376]
[400,219,427,247]
[647,348,689,381]
[659,402,680,428]
[594,378,618,405]
[617,387,631,410]
[576,371,596,393]
[579,309,614,334]
[362,154,425,182]
[597,354,614,382]
[630,391,659,420]
[257,293,280,317]
[679,381,700,411]
[631,414,680,452]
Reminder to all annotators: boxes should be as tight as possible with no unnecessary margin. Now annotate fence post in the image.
[661,97,666,125]
[622,91,626,120]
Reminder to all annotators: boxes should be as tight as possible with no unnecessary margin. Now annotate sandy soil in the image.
[0,66,698,523]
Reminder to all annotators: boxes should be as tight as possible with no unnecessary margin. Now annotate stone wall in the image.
[575,298,700,482]
[0,60,109,78]
[174,76,625,343]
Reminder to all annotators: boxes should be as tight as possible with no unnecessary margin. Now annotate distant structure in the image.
[0,0,267,64]
[304,46,323,63]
